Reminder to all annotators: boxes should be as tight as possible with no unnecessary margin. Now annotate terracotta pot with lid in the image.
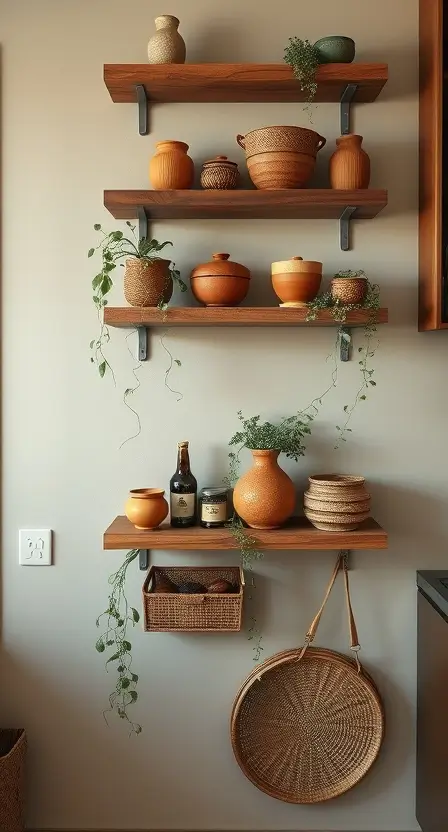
[190,253,251,307]
[271,256,322,307]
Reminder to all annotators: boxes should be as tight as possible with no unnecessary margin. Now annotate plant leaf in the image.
[131,608,140,623]
[122,640,132,652]
[106,652,120,665]
[99,362,106,378]
[94,223,101,231]
[129,691,138,702]
[88,248,95,258]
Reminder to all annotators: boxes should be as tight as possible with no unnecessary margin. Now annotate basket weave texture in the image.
[123,258,172,307]
[0,729,26,832]
[143,566,243,632]
[237,126,325,158]
[231,556,384,804]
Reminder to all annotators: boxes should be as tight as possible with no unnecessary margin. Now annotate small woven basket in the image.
[201,156,238,190]
[143,566,244,632]
[0,729,27,832]
[237,126,326,157]
[123,258,173,307]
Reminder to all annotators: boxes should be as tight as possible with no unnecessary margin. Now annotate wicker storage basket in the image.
[231,555,384,803]
[0,729,27,832]
[143,566,244,632]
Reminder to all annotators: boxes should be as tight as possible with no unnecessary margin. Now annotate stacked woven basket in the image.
[304,475,370,531]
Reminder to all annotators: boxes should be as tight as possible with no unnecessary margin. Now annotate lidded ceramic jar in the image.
[190,253,251,307]
[125,488,169,530]
[201,156,239,190]
[271,256,322,307]
[147,15,186,64]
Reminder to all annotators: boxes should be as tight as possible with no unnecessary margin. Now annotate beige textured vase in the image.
[125,489,169,530]
[233,450,296,530]
[149,141,194,190]
[123,258,173,307]
[147,15,186,64]
[329,134,371,189]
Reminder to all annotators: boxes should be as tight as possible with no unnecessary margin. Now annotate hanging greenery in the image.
[284,37,321,106]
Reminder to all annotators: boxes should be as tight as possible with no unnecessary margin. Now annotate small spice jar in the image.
[199,487,229,528]
[200,156,239,190]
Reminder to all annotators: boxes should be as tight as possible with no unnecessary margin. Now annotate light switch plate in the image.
[19,530,53,565]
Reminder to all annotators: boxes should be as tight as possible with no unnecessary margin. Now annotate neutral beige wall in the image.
[0,0,433,829]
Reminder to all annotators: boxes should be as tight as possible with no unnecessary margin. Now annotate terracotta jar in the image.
[233,450,296,530]
[331,275,367,305]
[201,156,239,190]
[304,475,370,532]
[149,141,194,190]
[125,488,169,530]
[190,253,250,307]
[147,15,186,64]
[329,134,371,189]
[271,256,322,307]
[123,258,173,307]
[237,125,326,189]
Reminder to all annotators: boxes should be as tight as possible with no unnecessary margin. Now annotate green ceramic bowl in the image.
[314,36,356,64]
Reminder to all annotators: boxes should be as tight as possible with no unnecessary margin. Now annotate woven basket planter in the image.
[0,729,27,832]
[143,566,244,632]
[123,258,173,307]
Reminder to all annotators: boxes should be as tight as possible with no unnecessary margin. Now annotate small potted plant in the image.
[229,411,313,530]
[331,269,368,305]
[88,222,186,378]
[284,37,321,105]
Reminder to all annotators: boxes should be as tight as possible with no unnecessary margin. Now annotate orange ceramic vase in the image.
[125,488,169,530]
[329,134,371,189]
[149,140,194,190]
[233,450,296,530]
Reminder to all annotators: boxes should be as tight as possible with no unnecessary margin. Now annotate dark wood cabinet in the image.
[419,0,448,329]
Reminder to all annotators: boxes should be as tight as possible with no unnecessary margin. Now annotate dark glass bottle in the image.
[170,441,197,527]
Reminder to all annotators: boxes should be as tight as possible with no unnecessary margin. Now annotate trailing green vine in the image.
[95,549,142,735]
[284,37,320,107]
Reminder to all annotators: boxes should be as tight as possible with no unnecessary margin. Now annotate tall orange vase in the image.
[149,140,194,190]
[329,134,371,189]
[233,450,296,530]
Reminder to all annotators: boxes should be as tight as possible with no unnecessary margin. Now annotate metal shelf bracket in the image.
[138,206,149,241]
[339,206,356,251]
[136,85,149,136]
[139,550,150,571]
[339,327,352,362]
[340,84,358,134]
[137,326,148,361]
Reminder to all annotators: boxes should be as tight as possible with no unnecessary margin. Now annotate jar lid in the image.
[202,155,238,168]
[191,253,251,279]
[271,256,323,275]
[201,487,228,498]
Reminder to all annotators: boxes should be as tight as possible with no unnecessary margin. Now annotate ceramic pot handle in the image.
[236,134,246,150]
[316,135,327,151]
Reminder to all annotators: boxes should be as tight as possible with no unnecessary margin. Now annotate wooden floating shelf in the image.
[104,306,389,328]
[104,516,388,551]
[104,63,388,104]
[104,189,388,221]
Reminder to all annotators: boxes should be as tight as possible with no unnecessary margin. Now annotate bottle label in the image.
[170,492,195,518]
[201,501,227,523]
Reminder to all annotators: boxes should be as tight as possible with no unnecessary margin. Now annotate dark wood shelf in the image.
[104,306,389,328]
[104,189,388,221]
[104,516,388,551]
[104,63,388,104]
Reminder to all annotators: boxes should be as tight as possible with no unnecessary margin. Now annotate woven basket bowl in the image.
[305,488,370,504]
[237,125,326,156]
[304,495,371,514]
[246,151,316,189]
[200,165,238,190]
[143,566,243,632]
[309,474,366,488]
[331,277,367,305]
[123,258,173,307]
[304,508,370,531]
[231,647,384,803]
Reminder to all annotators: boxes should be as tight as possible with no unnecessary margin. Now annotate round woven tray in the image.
[230,556,384,803]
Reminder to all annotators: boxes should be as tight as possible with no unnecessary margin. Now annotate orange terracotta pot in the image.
[329,134,371,189]
[123,258,173,307]
[190,252,250,307]
[149,140,194,190]
[125,488,169,530]
[233,450,296,530]
[271,256,322,307]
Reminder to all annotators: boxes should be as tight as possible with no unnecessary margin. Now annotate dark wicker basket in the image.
[143,566,244,632]
[0,729,27,832]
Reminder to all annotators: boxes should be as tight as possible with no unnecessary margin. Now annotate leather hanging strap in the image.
[297,553,361,670]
